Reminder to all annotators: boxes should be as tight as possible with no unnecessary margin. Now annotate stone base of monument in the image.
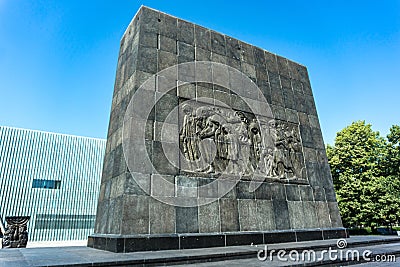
[88,228,348,253]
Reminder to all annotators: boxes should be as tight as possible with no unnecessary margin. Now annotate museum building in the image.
[0,126,105,241]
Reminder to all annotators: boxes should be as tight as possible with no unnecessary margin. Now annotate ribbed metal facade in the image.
[0,126,106,241]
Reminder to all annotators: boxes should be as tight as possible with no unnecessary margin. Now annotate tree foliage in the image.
[327,121,400,228]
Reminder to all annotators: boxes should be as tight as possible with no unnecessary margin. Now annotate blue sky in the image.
[0,1,399,144]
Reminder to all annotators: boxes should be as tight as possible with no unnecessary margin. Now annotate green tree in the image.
[386,125,400,177]
[377,125,400,227]
[327,121,386,228]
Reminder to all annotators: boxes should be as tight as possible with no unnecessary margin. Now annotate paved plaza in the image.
[1,236,400,266]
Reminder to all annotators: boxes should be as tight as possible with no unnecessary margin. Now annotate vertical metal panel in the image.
[0,126,105,241]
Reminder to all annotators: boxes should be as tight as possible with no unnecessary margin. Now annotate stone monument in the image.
[89,6,347,252]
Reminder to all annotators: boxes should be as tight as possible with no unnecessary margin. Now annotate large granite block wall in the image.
[90,6,345,252]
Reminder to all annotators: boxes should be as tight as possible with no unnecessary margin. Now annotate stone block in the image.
[126,140,153,174]
[226,57,241,69]
[197,84,214,103]
[155,93,178,122]
[177,19,194,45]
[176,206,199,233]
[265,51,278,73]
[280,76,291,88]
[294,90,306,113]
[285,184,300,201]
[198,178,218,198]
[236,181,255,199]
[178,55,193,64]
[256,200,275,230]
[298,185,314,201]
[286,108,299,123]
[178,61,195,81]
[159,13,177,39]
[303,147,317,163]
[300,124,314,148]
[256,66,268,82]
[328,202,343,227]
[271,86,284,106]
[211,52,226,64]
[287,60,302,80]
[108,197,123,234]
[199,200,221,232]
[296,230,323,241]
[139,7,159,33]
[212,64,229,89]
[302,81,313,95]
[298,112,310,126]
[154,121,179,143]
[219,198,240,232]
[239,41,254,64]
[137,46,158,74]
[214,90,231,107]
[226,36,240,60]
[313,186,326,201]
[177,82,196,99]
[176,176,198,197]
[305,162,320,186]
[211,31,226,56]
[112,144,124,178]
[282,87,295,110]
[158,50,177,71]
[258,80,271,103]
[270,105,286,121]
[194,25,211,50]
[302,201,320,228]
[277,56,290,78]
[178,41,195,60]
[255,182,272,200]
[288,201,305,229]
[110,173,126,199]
[151,174,175,197]
[264,231,296,244]
[270,183,286,200]
[218,179,237,199]
[149,198,175,233]
[324,186,337,202]
[231,94,251,112]
[125,172,150,196]
[272,200,291,230]
[238,199,258,231]
[305,94,317,116]
[94,200,109,233]
[195,47,211,61]
[241,62,256,81]
[309,115,320,129]
[226,232,263,246]
[292,79,303,92]
[139,30,158,48]
[159,35,177,53]
[253,47,266,67]
[152,141,179,175]
[312,127,325,149]
[315,201,332,228]
[121,195,150,234]
[124,235,179,252]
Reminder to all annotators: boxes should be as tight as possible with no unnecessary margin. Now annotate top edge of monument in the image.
[121,5,307,68]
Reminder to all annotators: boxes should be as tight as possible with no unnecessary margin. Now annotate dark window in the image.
[32,179,61,189]
[35,214,96,229]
